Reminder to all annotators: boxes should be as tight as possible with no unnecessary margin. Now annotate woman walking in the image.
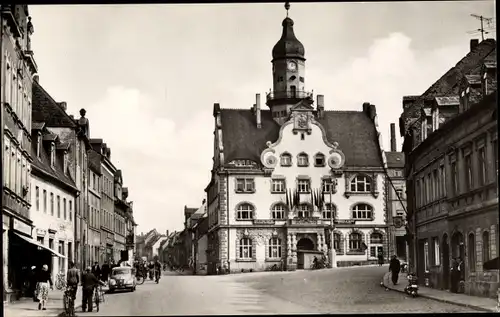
[36,264,53,310]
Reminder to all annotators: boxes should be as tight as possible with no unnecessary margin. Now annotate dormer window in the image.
[63,151,68,175]
[50,142,55,168]
[297,153,309,167]
[37,132,42,158]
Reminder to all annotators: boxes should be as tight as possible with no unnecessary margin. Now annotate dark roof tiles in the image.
[32,122,46,130]
[32,81,77,128]
[385,152,405,168]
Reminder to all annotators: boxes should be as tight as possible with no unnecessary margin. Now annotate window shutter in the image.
[252,238,257,259]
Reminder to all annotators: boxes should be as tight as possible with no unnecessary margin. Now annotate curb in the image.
[382,278,495,312]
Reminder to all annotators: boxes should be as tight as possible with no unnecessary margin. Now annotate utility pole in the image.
[469,14,494,41]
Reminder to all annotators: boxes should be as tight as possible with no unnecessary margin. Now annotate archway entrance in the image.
[296,238,315,269]
[451,232,464,260]
[442,234,450,290]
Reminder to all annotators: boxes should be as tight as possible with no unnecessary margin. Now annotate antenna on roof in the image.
[469,14,495,41]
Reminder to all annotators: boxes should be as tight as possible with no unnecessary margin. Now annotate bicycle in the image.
[63,286,75,317]
[135,272,145,285]
[94,284,104,312]
[55,272,67,291]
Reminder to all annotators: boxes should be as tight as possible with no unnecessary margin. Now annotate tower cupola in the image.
[272,17,305,61]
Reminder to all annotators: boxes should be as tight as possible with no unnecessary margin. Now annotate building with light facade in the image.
[204,5,389,274]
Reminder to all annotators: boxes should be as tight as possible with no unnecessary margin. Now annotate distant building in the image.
[385,123,407,261]
[113,170,127,261]
[88,149,102,264]
[401,39,498,298]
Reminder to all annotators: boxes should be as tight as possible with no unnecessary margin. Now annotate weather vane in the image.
[285,2,290,17]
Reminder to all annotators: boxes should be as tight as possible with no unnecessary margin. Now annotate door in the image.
[290,85,297,98]
[297,252,305,269]
[442,235,450,289]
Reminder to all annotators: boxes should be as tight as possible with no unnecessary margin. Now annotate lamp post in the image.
[329,180,337,268]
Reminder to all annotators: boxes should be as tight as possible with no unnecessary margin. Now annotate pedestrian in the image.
[91,262,101,280]
[66,261,80,302]
[450,257,459,293]
[81,266,102,313]
[101,261,110,282]
[378,253,384,266]
[388,255,401,285]
[457,257,464,293]
[28,266,37,302]
[35,264,53,310]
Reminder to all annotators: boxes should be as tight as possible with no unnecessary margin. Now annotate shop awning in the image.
[13,232,66,258]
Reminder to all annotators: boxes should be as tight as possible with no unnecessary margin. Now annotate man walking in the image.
[91,262,101,281]
[66,262,80,302]
[100,261,110,282]
[81,267,102,312]
[389,255,401,285]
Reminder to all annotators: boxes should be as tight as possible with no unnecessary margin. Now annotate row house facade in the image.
[1,4,38,302]
[204,6,389,274]
[401,38,498,298]
[88,149,102,265]
[114,170,131,262]
[385,123,408,261]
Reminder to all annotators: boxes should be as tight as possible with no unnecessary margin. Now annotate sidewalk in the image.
[3,290,82,317]
[382,272,498,312]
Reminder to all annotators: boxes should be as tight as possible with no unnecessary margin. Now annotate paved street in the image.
[82,266,478,315]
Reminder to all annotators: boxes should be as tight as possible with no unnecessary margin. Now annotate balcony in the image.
[1,5,23,38]
[266,90,313,105]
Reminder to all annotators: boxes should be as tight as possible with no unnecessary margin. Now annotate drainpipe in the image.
[226,170,230,274]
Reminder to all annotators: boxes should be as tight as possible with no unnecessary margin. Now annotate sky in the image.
[29,1,496,235]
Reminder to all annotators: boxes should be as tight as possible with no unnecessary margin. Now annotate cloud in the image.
[86,86,214,233]
[307,32,466,150]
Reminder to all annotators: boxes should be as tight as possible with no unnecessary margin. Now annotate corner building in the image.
[205,7,389,274]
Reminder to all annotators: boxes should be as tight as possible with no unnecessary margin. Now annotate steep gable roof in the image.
[88,149,102,175]
[32,81,77,128]
[220,109,383,167]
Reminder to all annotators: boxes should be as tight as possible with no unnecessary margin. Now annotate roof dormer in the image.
[50,142,55,168]
[56,143,70,175]
[481,61,497,97]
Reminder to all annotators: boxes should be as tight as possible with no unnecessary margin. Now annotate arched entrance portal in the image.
[451,232,464,260]
[297,238,314,251]
[296,238,315,270]
[442,234,450,289]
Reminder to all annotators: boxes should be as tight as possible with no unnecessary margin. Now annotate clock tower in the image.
[267,2,311,124]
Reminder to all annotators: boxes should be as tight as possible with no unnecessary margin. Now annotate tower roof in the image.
[272,4,305,61]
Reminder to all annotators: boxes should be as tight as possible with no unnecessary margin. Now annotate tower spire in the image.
[285,2,290,17]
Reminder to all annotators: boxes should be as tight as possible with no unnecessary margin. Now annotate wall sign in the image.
[334,219,356,225]
[13,218,33,236]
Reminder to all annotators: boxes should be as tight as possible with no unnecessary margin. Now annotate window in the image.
[370,246,384,258]
[93,174,96,190]
[351,204,373,220]
[493,140,498,178]
[43,190,47,213]
[333,233,341,252]
[416,179,420,207]
[322,178,334,193]
[482,231,490,263]
[322,203,335,219]
[350,175,371,192]
[235,178,255,193]
[297,178,310,193]
[63,198,67,220]
[50,193,54,216]
[271,179,286,193]
[433,237,440,266]
[314,153,325,166]
[370,232,383,244]
[69,200,72,221]
[468,233,476,272]
[427,173,432,202]
[268,238,282,258]
[5,56,12,104]
[478,147,486,186]
[3,138,9,188]
[271,204,286,220]
[239,238,252,259]
[57,196,61,218]
[68,242,72,263]
[37,237,44,245]
[349,232,362,251]
[50,143,55,167]
[297,153,309,166]
[433,170,438,200]
[35,186,40,211]
[297,204,311,218]
[451,161,458,195]
[464,151,472,190]
[395,188,403,200]
[236,203,254,220]
[424,241,429,272]
[440,165,446,197]
[12,73,17,113]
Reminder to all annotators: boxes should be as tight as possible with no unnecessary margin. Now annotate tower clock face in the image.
[287,61,297,71]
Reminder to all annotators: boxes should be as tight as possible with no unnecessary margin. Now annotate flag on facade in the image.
[310,189,314,207]
[286,189,290,209]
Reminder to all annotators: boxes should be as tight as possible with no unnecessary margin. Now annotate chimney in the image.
[470,39,479,51]
[317,95,324,118]
[166,230,169,237]
[362,102,377,120]
[33,75,39,83]
[255,93,261,129]
[58,102,67,111]
[390,123,397,152]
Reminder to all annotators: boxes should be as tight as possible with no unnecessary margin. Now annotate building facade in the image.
[385,123,408,261]
[30,122,77,281]
[90,139,116,263]
[401,39,498,298]
[1,4,38,302]
[88,149,102,265]
[204,7,388,274]
[124,189,137,264]
[113,170,127,262]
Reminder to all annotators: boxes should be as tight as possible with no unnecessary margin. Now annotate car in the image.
[108,267,137,292]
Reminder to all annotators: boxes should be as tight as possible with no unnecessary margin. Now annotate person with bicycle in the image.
[66,262,79,302]
[81,266,104,312]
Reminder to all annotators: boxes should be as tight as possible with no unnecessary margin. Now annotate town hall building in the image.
[204,4,390,274]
